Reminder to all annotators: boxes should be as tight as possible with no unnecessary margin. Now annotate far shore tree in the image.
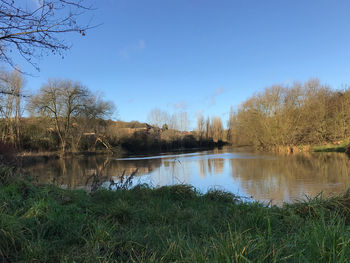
[228,78,350,150]
[205,116,211,140]
[211,116,224,143]
[29,79,113,154]
[196,113,205,143]
[147,108,169,128]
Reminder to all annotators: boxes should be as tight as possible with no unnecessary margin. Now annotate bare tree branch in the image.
[0,0,96,70]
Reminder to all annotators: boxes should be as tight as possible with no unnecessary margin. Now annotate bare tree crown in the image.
[0,0,94,70]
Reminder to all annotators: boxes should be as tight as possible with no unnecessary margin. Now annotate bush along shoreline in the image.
[2,167,350,262]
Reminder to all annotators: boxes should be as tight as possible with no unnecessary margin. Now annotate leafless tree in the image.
[205,116,210,140]
[0,0,94,70]
[147,108,169,128]
[211,116,223,143]
[166,111,189,132]
[0,68,24,147]
[29,79,113,154]
[228,78,350,150]
[196,113,205,142]
[71,93,114,151]
[227,107,236,143]
[177,111,188,132]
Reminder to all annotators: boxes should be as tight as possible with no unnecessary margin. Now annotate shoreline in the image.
[231,143,350,154]
[15,144,225,160]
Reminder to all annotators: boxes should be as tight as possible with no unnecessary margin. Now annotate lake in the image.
[21,147,350,205]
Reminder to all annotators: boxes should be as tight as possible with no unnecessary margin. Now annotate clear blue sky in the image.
[11,0,350,128]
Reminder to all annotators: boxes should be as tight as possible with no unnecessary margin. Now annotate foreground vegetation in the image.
[1,167,350,262]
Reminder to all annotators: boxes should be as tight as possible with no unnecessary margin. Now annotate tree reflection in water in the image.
[21,150,350,204]
[230,152,350,204]
[22,155,159,191]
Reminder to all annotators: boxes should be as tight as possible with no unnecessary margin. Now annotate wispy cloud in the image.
[174,101,187,110]
[119,39,146,59]
[167,101,188,111]
[137,40,145,50]
[206,87,224,106]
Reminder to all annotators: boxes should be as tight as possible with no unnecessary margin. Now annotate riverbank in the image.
[313,142,349,153]
[14,140,346,161]
[15,145,226,165]
[247,142,350,154]
[1,167,350,262]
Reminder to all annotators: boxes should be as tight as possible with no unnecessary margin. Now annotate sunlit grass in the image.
[2,167,350,262]
[313,141,349,153]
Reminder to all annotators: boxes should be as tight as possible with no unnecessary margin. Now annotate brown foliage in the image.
[229,79,350,149]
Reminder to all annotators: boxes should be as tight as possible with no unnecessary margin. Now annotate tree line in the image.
[4,71,345,155]
[147,108,226,145]
[0,70,227,156]
[118,109,226,154]
[0,70,115,155]
[227,79,350,150]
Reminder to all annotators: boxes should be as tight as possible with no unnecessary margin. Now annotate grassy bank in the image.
[313,142,349,153]
[254,143,350,154]
[2,167,350,262]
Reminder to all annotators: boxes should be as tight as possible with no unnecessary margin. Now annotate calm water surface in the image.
[22,147,350,205]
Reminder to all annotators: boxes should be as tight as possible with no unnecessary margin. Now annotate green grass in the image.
[2,168,350,262]
[313,142,349,153]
